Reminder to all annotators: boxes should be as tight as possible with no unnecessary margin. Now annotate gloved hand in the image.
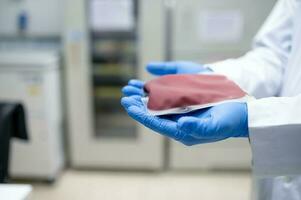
[121,95,249,146]
[121,95,221,145]
[177,102,249,140]
[146,61,212,75]
[122,61,211,97]
[122,79,145,97]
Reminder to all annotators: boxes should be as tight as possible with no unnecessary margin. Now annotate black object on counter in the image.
[0,103,28,183]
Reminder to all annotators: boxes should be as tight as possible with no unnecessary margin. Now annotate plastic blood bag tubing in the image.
[142,74,254,116]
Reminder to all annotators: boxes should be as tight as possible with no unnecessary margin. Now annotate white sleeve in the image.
[248,95,301,176]
[208,0,293,98]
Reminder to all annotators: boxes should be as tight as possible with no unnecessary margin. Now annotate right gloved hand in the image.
[122,61,211,97]
[146,61,211,76]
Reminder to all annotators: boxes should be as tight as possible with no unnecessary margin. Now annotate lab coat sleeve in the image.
[208,0,293,98]
[247,95,301,176]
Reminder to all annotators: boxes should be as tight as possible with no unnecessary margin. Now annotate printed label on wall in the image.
[198,10,244,43]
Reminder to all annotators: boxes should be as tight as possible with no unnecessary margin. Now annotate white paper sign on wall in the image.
[198,10,244,43]
[90,0,134,32]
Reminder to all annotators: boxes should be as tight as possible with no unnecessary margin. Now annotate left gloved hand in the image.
[121,95,249,146]
[122,61,212,97]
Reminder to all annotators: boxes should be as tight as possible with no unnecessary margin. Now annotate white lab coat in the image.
[209,0,301,199]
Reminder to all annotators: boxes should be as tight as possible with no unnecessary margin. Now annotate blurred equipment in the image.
[17,11,28,35]
[0,51,64,181]
[0,103,28,183]
[64,0,165,169]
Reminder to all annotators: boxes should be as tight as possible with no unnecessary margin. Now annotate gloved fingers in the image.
[126,105,182,140]
[146,62,177,75]
[128,79,145,88]
[122,85,144,97]
[177,116,217,139]
[186,108,211,118]
[160,108,210,122]
[121,96,144,109]
[179,134,223,146]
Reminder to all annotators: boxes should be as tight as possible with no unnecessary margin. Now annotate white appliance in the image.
[0,51,64,181]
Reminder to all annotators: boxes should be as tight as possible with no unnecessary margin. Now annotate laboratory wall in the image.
[172,0,276,62]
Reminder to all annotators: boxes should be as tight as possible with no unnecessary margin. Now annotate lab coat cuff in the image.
[247,100,301,177]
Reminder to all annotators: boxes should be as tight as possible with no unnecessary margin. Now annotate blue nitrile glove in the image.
[146,61,212,75]
[122,61,211,97]
[177,102,249,140]
[121,95,249,146]
[122,79,145,97]
[121,95,222,145]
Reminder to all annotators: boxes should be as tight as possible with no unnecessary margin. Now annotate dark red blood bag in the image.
[143,74,248,113]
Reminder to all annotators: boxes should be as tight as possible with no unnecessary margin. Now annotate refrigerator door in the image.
[64,0,166,169]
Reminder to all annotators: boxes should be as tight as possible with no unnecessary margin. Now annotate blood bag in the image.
[143,74,254,116]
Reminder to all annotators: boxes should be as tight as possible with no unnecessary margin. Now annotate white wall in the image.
[0,0,63,37]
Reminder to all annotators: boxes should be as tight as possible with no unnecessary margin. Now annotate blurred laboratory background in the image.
[0,0,276,199]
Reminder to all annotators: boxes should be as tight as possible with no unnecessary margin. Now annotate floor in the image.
[29,170,252,200]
